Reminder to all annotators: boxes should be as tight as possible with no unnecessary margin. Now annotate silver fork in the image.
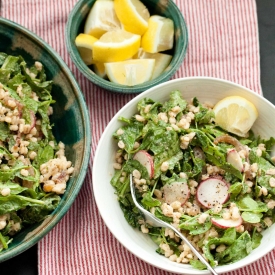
[130,174,219,275]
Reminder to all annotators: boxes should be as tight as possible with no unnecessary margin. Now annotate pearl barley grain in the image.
[113,163,122,170]
[118,140,125,149]
[160,161,169,172]
[1,188,10,196]
[20,169,29,177]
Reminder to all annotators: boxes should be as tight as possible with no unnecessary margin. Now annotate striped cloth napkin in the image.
[1,0,270,274]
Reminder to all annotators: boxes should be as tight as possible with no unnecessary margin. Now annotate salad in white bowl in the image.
[110,89,275,269]
[93,77,275,274]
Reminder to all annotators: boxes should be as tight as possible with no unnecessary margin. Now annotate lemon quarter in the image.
[84,0,121,38]
[213,96,258,137]
[141,15,174,53]
[75,33,98,65]
[93,62,107,79]
[104,59,155,86]
[134,48,172,79]
[114,0,150,35]
[92,30,140,63]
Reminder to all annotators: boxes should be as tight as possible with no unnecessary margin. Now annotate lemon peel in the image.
[75,33,98,65]
[92,30,140,63]
[114,0,150,35]
[93,62,107,79]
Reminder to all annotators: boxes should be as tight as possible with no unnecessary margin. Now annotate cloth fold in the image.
[1,0,270,274]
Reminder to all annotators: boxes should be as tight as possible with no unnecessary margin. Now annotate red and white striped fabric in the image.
[1,0,268,274]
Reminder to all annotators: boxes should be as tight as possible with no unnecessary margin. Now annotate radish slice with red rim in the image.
[211,216,242,229]
[162,181,190,205]
[29,110,36,132]
[133,150,154,179]
[196,177,229,208]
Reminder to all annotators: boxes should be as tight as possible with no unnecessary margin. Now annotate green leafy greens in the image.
[110,90,275,269]
[0,53,67,251]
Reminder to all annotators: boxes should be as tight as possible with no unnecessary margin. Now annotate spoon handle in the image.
[167,223,219,275]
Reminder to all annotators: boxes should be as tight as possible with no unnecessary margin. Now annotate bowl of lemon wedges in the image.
[65,0,188,93]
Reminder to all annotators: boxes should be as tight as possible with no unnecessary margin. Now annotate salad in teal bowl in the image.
[0,18,91,262]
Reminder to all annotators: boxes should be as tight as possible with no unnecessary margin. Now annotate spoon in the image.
[130,174,219,275]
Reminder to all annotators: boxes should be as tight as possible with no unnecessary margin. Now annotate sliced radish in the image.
[16,100,24,118]
[133,150,154,179]
[196,177,229,208]
[211,216,242,229]
[227,149,243,171]
[29,110,36,132]
[162,181,190,205]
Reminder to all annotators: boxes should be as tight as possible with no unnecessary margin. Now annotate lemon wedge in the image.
[92,30,140,63]
[93,62,107,79]
[213,96,258,137]
[141,15,174,53]
[114,0,150,35]
[75,33,98,65]
[104,59,155,86]
[134,48,172,79]
[84,0,121,38]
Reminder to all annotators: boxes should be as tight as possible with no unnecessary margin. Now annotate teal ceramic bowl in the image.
[65,0,188,94]
[0,18,91,262]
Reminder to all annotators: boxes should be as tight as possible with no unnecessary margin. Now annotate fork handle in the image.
[130,174,218,274]
[166,224,219,275]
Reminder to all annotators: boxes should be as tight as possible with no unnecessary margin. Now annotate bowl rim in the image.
[0,17,92,262]
[65,0,189,94]
[92,76,275,274]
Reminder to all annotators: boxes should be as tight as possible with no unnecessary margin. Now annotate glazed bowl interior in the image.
[0,18,91,262]
[93,77,275,274]
[65,0,188,94]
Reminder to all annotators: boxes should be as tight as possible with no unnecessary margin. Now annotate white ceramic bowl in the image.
[93,77,275,274]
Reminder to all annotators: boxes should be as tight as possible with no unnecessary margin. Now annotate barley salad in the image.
[111,90,275,269]
[0,53,74,251]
